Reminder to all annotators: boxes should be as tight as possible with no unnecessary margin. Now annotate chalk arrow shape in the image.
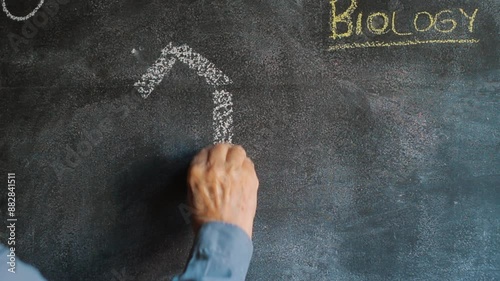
[164,43,232,87]
[134,43,234,143]
[134,43,232,99]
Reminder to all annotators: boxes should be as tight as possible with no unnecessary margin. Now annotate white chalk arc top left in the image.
[2,0,45,21]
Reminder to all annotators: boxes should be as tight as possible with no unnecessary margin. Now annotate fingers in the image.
[226,145,247,166]
[208,143,230,166]
[188,143,259,238]
[192,144,248,167]
[242,157,255,171]
[191,147,209,167]
[242,158,258,188]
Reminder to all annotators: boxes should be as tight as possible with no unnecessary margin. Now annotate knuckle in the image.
[206,164,223,177]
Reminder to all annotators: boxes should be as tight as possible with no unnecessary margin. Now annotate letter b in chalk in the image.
[330,0,358,39]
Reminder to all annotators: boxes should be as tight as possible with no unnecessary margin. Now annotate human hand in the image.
[187,144,259,239]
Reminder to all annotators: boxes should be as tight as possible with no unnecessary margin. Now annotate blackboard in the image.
[1,0,499,280]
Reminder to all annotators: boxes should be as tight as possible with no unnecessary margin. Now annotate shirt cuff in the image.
[174,222,253,281]
[0,244,47,281]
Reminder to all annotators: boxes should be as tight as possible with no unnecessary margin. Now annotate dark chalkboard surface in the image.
[1,0,499,280]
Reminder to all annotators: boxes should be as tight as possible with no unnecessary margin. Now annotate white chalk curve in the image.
[2,0,45,21]
[134,43,234,144]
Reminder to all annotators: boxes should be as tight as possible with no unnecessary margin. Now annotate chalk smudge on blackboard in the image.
[2,0,45,21]
[368,95,438,181]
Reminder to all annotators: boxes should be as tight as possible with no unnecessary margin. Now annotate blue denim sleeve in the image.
[172,222,253,281]
[0,244,47,281]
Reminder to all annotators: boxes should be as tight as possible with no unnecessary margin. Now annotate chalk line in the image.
[212,89,233,143]
[329,38,480,51]
[2,0,45,21]
[134,56,176,99]
[134,43,234,143]
[164,43,232,87]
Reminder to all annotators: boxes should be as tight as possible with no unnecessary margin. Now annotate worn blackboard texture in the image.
[0,0,499,280]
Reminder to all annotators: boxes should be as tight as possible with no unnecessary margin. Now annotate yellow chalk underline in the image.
[328,39,480,51]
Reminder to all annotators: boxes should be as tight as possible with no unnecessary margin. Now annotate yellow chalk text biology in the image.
[329,0,479,50]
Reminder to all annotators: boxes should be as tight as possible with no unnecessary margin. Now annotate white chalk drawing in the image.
[212,89,233,144]
[2,0,45,21]
[134,43,234,143]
